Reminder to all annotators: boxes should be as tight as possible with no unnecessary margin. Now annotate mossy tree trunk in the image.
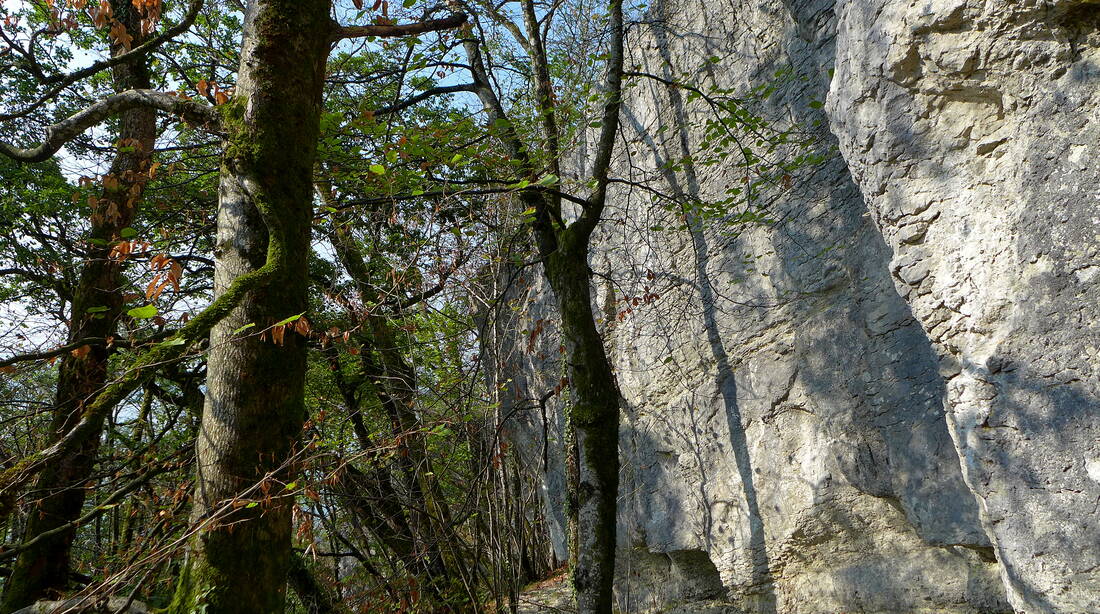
[166,2,331,612]
[538,214,620,614]
[463,0,624,604]
[0,2,155,609]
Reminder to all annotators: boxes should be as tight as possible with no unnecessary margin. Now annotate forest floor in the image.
[507,569,745,613]
[514,568,575,613]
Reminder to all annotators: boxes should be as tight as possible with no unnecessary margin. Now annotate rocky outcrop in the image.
[829,1,1100,612]
[490,0,1100,612]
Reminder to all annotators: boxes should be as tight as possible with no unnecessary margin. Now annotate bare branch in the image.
[579,0,625,237]
[0,90,220,163]
[332,13,469,41]
[0,333,173,370]
[0,444,192,563]
[375,83,477,116]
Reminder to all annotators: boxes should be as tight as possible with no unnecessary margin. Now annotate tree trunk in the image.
[0,2,155,609]
[287,553,339,614]
[166,2,331,612]
[543,234,620,614]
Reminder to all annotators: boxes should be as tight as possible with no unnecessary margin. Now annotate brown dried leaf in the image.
[145,274,163,300]
[168,261,182,292]
[294,315,311,336]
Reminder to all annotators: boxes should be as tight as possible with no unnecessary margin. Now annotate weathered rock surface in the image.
[829,1,1100,612]
[491,0,1100,612]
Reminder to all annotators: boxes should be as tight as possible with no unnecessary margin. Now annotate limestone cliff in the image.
[488,1,1100,612]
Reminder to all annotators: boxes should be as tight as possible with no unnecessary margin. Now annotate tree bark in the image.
[541,233,620,614]
[0,2,155,609]
[462,8,624,602]
[166,2,331,612]
[287,553,339,614]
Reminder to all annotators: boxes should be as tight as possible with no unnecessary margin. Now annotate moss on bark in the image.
[543,237,620,614]
[166,2,332,612]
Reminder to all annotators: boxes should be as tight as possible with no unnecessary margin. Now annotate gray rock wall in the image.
[829,1,1100,612]
[488,0,1100,612]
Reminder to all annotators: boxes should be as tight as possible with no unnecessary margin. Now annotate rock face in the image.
[490,0,1100,612]
[830,1,1100,612]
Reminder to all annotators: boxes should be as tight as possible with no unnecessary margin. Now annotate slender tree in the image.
[458,0,626,609]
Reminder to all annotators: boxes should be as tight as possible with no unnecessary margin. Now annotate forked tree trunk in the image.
[166,1,331,611]
[462,5,623,599]
[542,237,620,614]
[0,2,155,609]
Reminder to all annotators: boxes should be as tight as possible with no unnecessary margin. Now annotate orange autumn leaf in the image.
[145,273,167,300]
[168,261,183,292]
[109,21,133,51]
[294,315,311,336]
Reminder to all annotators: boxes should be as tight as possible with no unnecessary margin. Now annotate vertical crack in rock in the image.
[828,0,1100,612]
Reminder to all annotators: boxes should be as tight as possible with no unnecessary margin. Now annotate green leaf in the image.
[232,322,256,335]
[403,0,416,6]
[808,100,824,109]
[450,153,463,165]
[86,306,109,314]
[369,164,386,175]
[127,305,158,319]
[273,312,304,327]
[245,501,259,509]
[159,337,186,348]
[120,227,138,239]
[284,481,298,490]
[536,174,559,186]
